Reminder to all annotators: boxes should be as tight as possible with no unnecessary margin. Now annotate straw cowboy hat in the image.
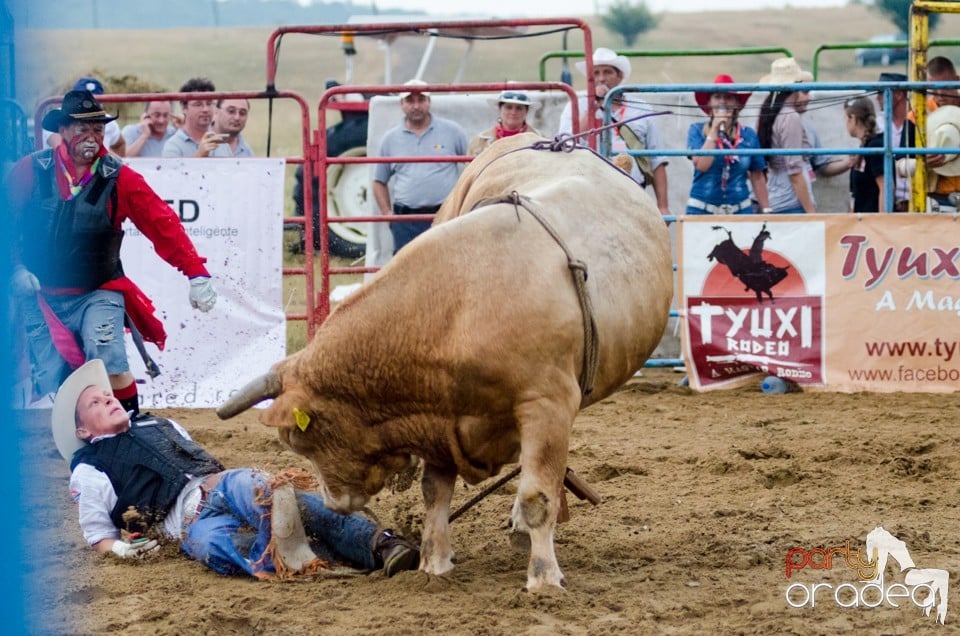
[927,105,960,177]
[41,89,118,133]
[694,74,751,114]
[488,90,540,111]
[575,48,632,82]
[51,359,112,461]
[399,79,430,99]
[759,57,813,84]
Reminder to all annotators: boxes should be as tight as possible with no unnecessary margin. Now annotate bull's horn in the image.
[216,371,282,419]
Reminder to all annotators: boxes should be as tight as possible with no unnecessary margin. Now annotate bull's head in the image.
[218,361,414,514]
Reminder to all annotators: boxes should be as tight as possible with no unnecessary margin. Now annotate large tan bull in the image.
[218,133,673,591]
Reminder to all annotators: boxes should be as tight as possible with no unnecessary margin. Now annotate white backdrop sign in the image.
[120,158,286,408]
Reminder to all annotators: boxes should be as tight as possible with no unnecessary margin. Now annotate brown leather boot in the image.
[374,529,420,577]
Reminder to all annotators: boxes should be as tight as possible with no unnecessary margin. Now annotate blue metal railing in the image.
[598,80,960,370]
[603,80,960,214]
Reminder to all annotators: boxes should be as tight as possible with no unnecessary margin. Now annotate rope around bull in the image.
[444,115,677,522]
[535,110,673,156]
[447,192,599,524]
[469,110,673,184]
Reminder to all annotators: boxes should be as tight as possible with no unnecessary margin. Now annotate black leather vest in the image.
[71,415,225,533]
[19,149,125,289]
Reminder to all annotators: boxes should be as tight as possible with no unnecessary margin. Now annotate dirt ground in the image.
[20,368,960,635]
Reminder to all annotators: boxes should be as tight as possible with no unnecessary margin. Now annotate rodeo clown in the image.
[53,358,420,578]
[6,88,216,412]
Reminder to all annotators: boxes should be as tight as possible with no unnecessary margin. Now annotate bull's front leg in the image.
[512,394,576,592]
[420,463,456,575]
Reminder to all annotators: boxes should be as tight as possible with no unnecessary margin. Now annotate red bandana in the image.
[494,122,529,140]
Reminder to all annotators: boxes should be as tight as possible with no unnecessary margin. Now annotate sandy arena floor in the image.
[21,368,960,635]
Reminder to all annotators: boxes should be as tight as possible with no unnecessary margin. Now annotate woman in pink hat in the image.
[686,74,770,215]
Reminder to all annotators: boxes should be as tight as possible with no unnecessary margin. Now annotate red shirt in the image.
[8,146,210,279]
[8,146,212,348]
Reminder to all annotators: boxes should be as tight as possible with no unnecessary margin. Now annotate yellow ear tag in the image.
[293,407,311,432]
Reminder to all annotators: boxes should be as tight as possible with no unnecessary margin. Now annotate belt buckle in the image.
[715,204,735,214]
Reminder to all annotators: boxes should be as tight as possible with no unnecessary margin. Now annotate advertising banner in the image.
[120,158,286,408]
[679,215,960,393]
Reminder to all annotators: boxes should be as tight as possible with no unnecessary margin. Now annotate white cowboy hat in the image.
[759,57,813,84]
[51,358,111,461]
[927,105,960,177]
[399,79,430,99]
[575,48,632,82]
[488,90,540,111]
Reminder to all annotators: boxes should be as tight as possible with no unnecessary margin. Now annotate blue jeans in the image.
[389,220,432,255]
[684,207,754,216]
[181,469,378,576]
[20,289,129,396]
[772,205,806,214]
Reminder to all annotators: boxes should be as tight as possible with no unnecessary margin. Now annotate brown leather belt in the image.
[393,203,440,215]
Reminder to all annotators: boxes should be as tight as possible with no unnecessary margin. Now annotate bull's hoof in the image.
[526,556,566,593]
[419,539,455,576]
[525,577,567,594]
[419,555,455,576]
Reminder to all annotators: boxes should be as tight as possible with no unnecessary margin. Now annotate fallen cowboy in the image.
[53,359,420,579]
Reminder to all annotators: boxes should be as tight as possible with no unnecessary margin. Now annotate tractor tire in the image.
[292,114,369,258]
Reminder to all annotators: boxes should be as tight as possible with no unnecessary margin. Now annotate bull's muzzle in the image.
[216,371,282,419]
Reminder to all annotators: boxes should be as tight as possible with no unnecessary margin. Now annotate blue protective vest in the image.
[70,415,224,533]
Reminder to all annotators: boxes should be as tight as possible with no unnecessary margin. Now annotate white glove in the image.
[189,276,217,312]
[111,537,159,560]
[10,265,40,296]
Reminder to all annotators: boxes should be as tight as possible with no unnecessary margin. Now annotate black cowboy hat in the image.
[41,89,118,133]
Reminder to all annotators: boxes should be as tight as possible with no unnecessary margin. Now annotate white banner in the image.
[120,158,286,408]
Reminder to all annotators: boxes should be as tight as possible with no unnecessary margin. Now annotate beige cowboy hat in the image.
[575,48,632,82]
[51,359,112,461]
[487,90,541,111]
[759,57,813,84]
[927,105,960,177]
[399,79,430,99]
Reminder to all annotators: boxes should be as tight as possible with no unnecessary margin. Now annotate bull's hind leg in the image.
[420,464,456,575]
[512,393,577,592]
